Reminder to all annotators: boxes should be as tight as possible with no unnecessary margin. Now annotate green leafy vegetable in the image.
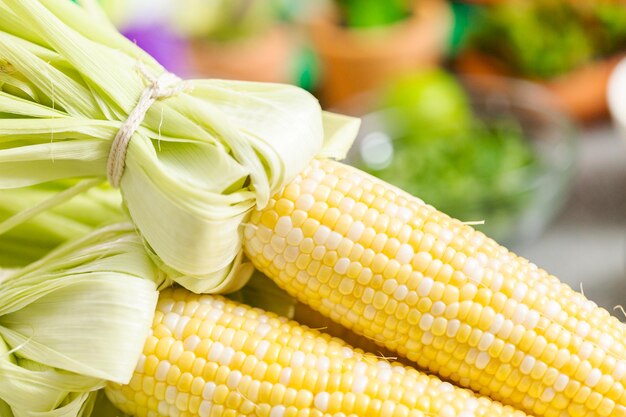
[356,70,537,239]
[470,0,626,79]
[335,0,412,28]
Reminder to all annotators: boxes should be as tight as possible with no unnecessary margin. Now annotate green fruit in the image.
[382,69,472,136]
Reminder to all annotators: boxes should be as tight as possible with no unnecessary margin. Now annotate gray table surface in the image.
[513,123,626,313]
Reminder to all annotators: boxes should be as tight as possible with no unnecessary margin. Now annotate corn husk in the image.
[0,174,298,313]
[0,223,166,417]
[0,182,123,266]
[0,0,360,293]
[0,185,297,417]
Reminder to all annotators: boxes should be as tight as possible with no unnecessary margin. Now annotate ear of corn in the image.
[0,0,360,294]
[106,287,528,417]
[244,158,626,417]
[0,224,164,416]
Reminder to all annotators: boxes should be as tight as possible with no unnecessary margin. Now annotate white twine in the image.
[106,63,190,188]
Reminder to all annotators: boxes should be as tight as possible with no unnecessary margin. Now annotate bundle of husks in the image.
[0,0,359,293]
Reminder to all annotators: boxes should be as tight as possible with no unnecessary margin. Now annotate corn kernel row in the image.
[244,159,626,417]
[106,287,527,417]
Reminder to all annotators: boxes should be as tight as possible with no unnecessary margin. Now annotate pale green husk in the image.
[0,182,123,267]
[0,180,298,319]
[0,184,296,416]
[0,0,359,293]
[0,2,353,413]
[0,223,167,417]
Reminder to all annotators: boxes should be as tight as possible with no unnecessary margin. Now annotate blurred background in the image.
[89,0,626,311]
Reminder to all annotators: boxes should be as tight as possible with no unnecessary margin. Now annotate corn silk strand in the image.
[0,0,360,293]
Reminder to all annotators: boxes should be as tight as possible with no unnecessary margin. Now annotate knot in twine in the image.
[106,63,190,188]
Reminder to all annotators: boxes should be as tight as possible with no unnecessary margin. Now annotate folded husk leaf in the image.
[0,0,359,293]
[0,223,166,417]
[0,187,298,416]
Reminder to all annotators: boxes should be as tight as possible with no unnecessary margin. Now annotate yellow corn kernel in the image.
[106,288,526,417]
[244,159,626,417]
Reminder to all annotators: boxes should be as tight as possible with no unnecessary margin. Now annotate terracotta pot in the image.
[189,26,295,83]
[456,51,624,123]
[309,0,453,107]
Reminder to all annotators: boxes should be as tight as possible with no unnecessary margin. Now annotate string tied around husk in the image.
[0,0,361,294]
[106,63,191,188]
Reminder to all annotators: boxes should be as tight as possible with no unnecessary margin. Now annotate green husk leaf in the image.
[0,400,12,417]
[0,72,39,102]
[0,0,359,293]
[0,179,100,235]
[0,2,47,47]
[0,31,99,117]
[320,111,362,160]
[0,181,123,266]
[0,223,166,416]
[0,91,67,118]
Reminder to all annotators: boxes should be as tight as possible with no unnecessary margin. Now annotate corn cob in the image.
[244,159,626,417]
[106,287,527,417]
